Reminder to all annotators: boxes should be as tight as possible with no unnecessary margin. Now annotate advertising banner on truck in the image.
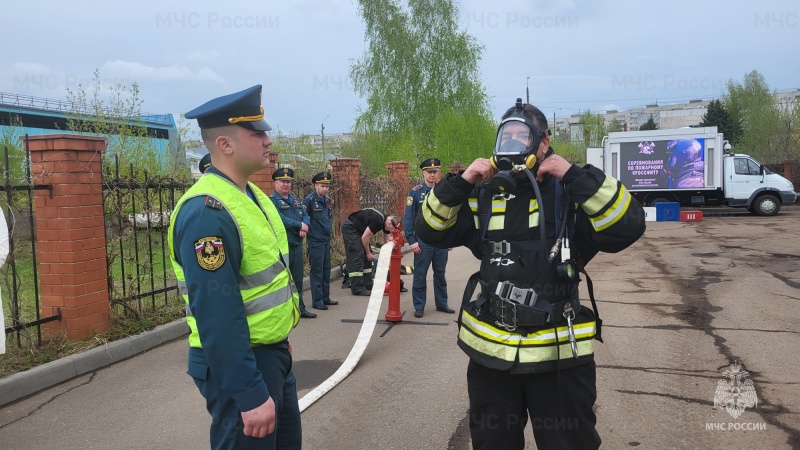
[620,138,705,189]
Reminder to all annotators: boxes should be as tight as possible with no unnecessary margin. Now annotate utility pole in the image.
[321,115,330,164]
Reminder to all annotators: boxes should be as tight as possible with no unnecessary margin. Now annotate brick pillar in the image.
[26,134,110,340]
[385,161,410,217]
[251,151,279,194]
[330,158,361,237]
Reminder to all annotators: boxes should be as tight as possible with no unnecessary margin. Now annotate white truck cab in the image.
[724,154,797,215]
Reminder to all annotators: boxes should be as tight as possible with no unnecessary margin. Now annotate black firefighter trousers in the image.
[467,359,601,450]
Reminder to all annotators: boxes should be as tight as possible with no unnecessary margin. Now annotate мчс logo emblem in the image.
[714,362,758,419]
[195,236,225,271]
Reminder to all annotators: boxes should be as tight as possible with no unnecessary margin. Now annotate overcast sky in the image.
[3,0,798,137]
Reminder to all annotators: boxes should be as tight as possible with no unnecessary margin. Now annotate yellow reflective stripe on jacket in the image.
[468,198,478,213]
[519,322,596,345]
[488,215,505,231]
[518,340,594,363]
[459,327,518,362]
[491,199,506,213]
[582,174,618,214]
[589,186,632,231]
[461,312,525,345]
[422,189,460,231]
[458,309,596,364]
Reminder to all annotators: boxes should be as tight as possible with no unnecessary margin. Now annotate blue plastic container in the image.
[655,202,680,221]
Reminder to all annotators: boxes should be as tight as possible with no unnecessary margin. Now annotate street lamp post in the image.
[552,108,567,145]
[321,115,330,164]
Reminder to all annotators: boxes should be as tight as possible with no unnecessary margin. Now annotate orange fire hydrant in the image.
[384,225,405,322]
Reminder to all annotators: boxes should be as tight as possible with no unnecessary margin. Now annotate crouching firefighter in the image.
[415,99,646,450]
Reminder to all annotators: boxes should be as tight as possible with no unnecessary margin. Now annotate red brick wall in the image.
[251,151,280,194]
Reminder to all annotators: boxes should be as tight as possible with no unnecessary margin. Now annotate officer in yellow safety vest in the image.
[170,85,301,450]
[416,99,645,449]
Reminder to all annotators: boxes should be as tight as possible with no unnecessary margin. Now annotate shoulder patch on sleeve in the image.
[406,196,414,206]
[411,184,423,192]
[203,196,224,210]
[194,236,226,271]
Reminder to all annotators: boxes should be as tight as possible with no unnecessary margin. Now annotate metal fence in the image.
[102,156,193,320]
[2,142,59,348]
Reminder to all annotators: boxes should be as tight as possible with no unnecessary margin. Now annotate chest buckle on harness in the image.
[485,240,512,255]
[495,280,538,307]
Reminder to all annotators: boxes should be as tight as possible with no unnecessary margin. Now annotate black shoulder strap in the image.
[578,263,602,343]
[478,188,492,243]
[458,271,482,330]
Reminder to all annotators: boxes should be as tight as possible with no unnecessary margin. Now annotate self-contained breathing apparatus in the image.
[461,98,601,358]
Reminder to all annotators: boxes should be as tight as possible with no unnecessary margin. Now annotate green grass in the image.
[1,227,185,377]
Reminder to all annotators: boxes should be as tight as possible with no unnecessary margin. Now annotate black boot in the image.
[351,276,371,296]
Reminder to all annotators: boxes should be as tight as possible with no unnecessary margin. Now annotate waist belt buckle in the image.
[489,240,511,255]
[494,299,518,332]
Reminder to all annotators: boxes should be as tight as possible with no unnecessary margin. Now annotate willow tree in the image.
[350,0,494,172]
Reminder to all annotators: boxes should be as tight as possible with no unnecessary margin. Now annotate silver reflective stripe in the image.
[238,261,286,290]
[243,284,293,316]
[177,261,284,298]
[184,284,292,318]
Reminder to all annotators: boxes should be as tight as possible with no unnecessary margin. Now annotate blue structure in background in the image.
[0,92,178,161]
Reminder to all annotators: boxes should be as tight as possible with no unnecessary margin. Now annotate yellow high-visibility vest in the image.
[169,174,299,348]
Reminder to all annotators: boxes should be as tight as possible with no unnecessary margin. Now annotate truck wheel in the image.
[649,197,672,206]
[752,194,781,216]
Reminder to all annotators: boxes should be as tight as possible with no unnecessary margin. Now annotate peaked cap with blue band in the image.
[312,172,332,184]
[199,153,212,174]
[419,157,442,171]
[272,167,295,181]
[185,85,272,131]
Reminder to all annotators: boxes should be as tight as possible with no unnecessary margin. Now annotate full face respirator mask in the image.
[485,98,547,194]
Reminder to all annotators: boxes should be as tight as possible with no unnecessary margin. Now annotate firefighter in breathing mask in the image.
[415,99,645,449]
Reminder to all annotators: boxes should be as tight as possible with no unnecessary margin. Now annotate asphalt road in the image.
[1,207,799,449]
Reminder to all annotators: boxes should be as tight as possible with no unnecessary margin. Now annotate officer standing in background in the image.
[199,153,212,174]
[341,208,400,296]
[270,168,316,319]
[172,85,302,449]
[416,99,645,449]
[303,172,339,311]
[403,158,453,318]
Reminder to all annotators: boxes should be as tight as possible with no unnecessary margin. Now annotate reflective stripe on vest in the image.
[169,174,299,348]
[457,310,596,364]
